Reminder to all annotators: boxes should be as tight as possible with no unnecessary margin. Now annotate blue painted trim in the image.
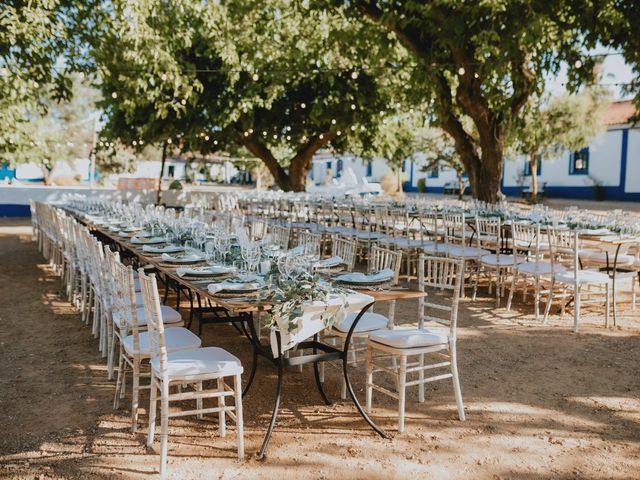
[619,128,629,190]
[502,185,640,202]
[409,161,414,185]
[0,204,31,217]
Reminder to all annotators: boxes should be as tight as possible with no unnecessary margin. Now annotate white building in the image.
[311,101,640,201]
[501,100,639,201]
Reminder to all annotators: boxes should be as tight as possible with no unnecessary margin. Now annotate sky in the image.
[546,49,635,100]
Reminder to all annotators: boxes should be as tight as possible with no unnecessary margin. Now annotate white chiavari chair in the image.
[366,255,465,432]
[139,269,244,475]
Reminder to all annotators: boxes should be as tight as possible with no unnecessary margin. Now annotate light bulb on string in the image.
[252,73,259,81]
[112,92,118,99]
[319,134,324,140]
[474,72,479,79]
[181,99,187,105]
[351,71,359,80]
[331,119,336,125]
[167,138,172,144]
[458,67,465,76]
[248,128,254,134]
[161,73,167,81]
[273,134,278,139]
[574,59,583,68]
[139,140,144,145]
[336,130,341,136]
[133,140,137,146]
[263,131,267,136]
[351,104,356,110]
[351,125,356,131]
[244,131,249,137]
[205,135,210,141]
[300,103,306,109]
[214,140,218,145]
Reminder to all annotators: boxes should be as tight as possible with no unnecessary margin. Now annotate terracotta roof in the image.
[602,100,637,126]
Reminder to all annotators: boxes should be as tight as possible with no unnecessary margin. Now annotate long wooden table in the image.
[76,212,428,458]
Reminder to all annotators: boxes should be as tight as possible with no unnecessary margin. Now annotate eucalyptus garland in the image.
[261,268,351,334]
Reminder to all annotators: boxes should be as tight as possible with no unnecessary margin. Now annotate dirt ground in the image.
[1,217,639,480]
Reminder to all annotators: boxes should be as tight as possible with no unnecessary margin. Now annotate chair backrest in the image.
[442,211,466,247]
[368,245,402,285]
[268,224,291,250]
[511,221,544,262]
[111,257,140,348]
[476,215,501,249]
[547,226,578,275]
[296,230,322,256]
[137,269,168,379]
[331,235,357,271]
[418,254,463,338]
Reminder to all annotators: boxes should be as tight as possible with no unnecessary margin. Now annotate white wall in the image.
[503,128,624,189]
[625,129,640,193]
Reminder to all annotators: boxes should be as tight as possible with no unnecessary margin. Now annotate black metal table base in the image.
[242,302,389,460]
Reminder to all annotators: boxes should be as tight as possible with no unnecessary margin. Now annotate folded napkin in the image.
[176,265,235,277]
[334,268,394,284]
[130,236,164,244]
[160,253,204,263]
[207,279,264,294]
[315,256,343,268]
[142,244,184,253]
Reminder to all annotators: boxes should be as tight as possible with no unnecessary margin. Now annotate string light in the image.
[244,131,250,136]
[574,59,583,68]
[319,134,324,139]
[161,73,167,81]
[139,140,144,145]
[214,140,218,145]
[351,71,358,79]
[351,125,356,131]
[336,130,341,136]
[331,119,336,125]
[300,103,306,109]
[181,99,187,105]
[252,73,259,81]
[111,92,118,98]
[132,140,137,146]
[205,135,210,141]
[167,138,172,144]
[458,67,465,76]
[351,104,356,110]
[263,131,267,136]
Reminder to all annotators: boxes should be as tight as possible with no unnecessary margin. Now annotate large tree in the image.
[89,0,403,192]
[338,1,601,202]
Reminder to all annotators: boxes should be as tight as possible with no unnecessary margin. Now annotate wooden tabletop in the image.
[89,221,425,314]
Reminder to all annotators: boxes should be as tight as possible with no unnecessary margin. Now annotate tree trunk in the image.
[240,132,334,192]
[456,171,464,200]
[156,141,168,205]
[529,154,538,202]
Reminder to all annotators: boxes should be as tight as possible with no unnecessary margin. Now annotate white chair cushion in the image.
[122,327,201,356]
[446,245,490,258]
[333,312,389,333]
[151,347,243,378]
[369,328,450,349]
[554,269,610,285]
[480,254,524,266]
[422,243,448,254]
[516,261,563,275]
[137,305,182,326]
[579,250,635,266]
[386,237,425,248]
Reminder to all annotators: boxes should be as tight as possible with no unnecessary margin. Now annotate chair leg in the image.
[450,342,465,421]
[365,346,373,413]
[543,279,555,324]
[605,283,611,328]
[573,286,581,333]
[397,355,407,433]
[217,378,226,437]
[534,277,541,322]
[113,347,125,410]
[107,330,117,380]
[159,384,170,476]
[196,382,203,420]
[234,374,244,460]
[147,374,158,447]
[418,353,425,403]
[131,357,140,433]
[506,271,517,311]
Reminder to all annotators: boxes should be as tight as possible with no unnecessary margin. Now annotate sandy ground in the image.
[1,218,639,480]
